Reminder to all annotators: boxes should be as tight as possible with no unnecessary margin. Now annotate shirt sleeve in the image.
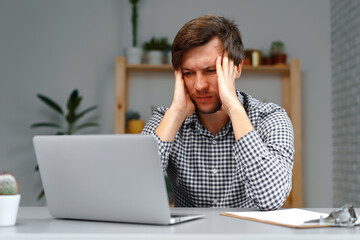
[141,107,173,171]
[232,108,294,210]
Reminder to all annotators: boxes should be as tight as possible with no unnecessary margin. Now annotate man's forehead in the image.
[181,54,221,70]
[182,63,217,70]
[181,39,223,69]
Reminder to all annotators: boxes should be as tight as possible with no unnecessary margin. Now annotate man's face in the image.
[181,37,223,114]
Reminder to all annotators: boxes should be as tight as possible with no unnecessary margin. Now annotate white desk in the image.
[1,207,359,239]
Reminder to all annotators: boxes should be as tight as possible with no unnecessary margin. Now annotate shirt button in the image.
[213,199,218,205]
[212,139,216,145]
[211,168,218,174]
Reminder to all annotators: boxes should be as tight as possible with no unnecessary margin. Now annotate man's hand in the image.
[169,70,195,119]
[216,53,242,115]
[155,70,195,142]
[216,53,254,140]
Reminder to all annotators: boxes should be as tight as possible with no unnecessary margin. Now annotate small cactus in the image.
[0,173,19,195]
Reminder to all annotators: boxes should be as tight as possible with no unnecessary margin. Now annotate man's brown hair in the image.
[172,14,244,70]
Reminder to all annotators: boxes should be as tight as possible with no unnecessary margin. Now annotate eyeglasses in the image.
[319,204,360,227]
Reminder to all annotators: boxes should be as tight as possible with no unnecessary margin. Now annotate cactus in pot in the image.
[0,173,19,195]
[0,172,21,226]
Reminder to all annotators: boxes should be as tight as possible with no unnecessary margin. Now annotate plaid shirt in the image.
[142,90,294,210]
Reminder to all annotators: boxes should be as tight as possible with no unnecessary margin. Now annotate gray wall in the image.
[331,0,360,207]
[0,0,333,207]
[0,0,124,205]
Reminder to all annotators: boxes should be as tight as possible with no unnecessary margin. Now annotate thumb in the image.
[174,70,184,86]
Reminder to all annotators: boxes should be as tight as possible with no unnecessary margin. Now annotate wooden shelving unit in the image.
[125,63,290,73]
[114,56,303,208]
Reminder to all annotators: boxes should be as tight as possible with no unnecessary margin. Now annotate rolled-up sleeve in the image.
[141,107,173,171]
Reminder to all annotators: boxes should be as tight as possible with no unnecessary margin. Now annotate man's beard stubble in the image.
[190,95,222,114]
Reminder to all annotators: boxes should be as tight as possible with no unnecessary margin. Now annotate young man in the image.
[142,15,294,210]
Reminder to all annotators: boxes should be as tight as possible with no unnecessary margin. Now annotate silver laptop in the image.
[33,134,204,225]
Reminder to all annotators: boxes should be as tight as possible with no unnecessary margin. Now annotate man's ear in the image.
[235,60,243,79]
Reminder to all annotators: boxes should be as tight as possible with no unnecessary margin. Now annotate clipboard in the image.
[220,209,330,229]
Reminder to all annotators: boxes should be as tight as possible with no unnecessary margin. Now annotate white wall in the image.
[0,0,332,207]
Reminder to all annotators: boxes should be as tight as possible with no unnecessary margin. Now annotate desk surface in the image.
[1,207,359,239]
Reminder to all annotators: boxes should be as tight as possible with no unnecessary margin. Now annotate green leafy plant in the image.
[31,89,98,135]
[130,0,140,47]
[143,37,171,51]
[31,89,99,200]
[0,173,19,195]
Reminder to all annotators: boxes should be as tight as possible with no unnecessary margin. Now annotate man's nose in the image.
[194,74,208,91]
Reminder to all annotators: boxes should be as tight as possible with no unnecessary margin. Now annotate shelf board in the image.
[243,65,289,74]
[126,64,173,72]
[126,63,289,74]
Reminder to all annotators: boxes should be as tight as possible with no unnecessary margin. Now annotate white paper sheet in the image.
[226,209,328,226]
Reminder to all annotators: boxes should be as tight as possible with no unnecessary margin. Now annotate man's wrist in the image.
[155,107,185,142]
[226,100,245,118]
[227,102,254,140]
[168,105,189,123]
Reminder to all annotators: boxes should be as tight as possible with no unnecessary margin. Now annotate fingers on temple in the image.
[222,55,229,72]
[229,59,234,76]
[216,56,223,75]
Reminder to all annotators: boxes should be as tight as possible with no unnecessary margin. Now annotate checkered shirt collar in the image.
[183,89,245,137]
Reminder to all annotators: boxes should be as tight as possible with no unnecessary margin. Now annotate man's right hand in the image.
[169,70,195,119]
[154,70,195,142]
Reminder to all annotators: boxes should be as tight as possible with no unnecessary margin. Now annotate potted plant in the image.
[0,173,21,226]
[126,110,145,133]
[143,37,171,65]
[31,89,99,200]
[126,0,143,64]
[270,41,287,65]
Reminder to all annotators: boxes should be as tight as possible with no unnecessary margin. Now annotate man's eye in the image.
[183,72,193,76]
[207,69,216,74]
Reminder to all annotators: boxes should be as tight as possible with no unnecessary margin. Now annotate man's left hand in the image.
[216,53,242,116]
[216,53,254,140]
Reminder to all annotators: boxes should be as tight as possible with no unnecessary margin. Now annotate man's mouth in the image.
[196,96,212,103]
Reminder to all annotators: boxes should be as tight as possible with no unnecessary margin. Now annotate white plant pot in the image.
[126,47,143,64]
[147,50,163,65]
[0,195,21,227]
